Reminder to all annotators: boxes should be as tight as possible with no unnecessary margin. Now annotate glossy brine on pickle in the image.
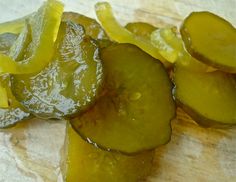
[11,21,103,119]
[0,1,236,181]
[62,12,107,40]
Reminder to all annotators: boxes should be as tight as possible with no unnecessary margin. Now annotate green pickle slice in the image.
[62,12,107,39]
[174,62,236,127]
[0,0,63,75]
[66,124,154,182]
[11,21,103,119]
[71,43,175,154]
[181,11,236,73]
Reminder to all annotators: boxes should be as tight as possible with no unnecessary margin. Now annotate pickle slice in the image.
[0,0,63,75]
[0,75,30,128]
[66,124,154,182]
[71,44,175,154]
[181,12,236,73]
[62,12,107,39]
[11,21,103,119]
[125,22,156,39]
[151,27,182,64]
[174,64,236,127]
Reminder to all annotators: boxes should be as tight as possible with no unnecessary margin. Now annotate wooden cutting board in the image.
[0,0,236,181]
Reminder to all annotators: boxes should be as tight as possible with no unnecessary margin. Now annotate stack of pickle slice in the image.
[0,0,235,181]
[150,12,236,127]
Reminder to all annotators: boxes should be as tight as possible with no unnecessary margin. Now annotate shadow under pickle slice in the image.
[71,43,175,154]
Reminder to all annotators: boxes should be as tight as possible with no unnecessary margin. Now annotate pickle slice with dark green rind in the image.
[11,21,103,119]
[62,12,107,40]
[71,43,175,154]
[125,22,156,39]
[180,11,236,73]
[174,63,236,127]
[67,124,154,182]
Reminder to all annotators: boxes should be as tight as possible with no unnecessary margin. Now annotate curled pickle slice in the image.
[95,2,168,66]
[11,21,103,119]
[62,12,107,39]
[0,0,63,75]
[71,44,175,154]
[125,22,156,39]
[151,27,181,64]
[174,65,236,127]
[181,12,236,73]
[0,75,30,128]
[67,124,154,182]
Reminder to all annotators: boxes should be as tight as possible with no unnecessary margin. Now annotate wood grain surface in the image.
[0,0,236,181]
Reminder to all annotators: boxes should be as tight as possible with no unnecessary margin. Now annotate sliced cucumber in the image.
[181,12,236,73]
[11,21,103,119]
[174,63,236,127]
[71,43,175,154]
[66,124,154,182]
